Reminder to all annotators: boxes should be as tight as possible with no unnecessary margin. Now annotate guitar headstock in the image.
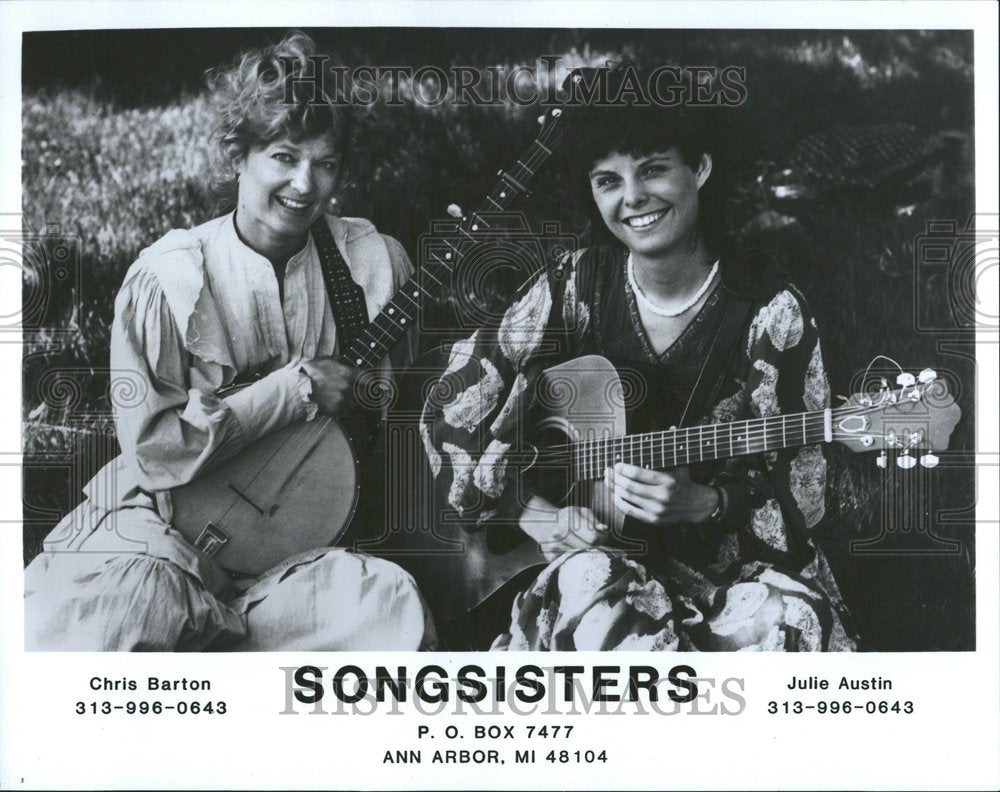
[831,369,961,469]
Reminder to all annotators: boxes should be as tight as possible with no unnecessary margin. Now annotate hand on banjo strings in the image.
[299,357,358,416]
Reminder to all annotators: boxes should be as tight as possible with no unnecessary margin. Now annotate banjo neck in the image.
[340,111,569,371]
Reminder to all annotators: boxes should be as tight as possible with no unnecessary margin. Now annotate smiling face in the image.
[234,134,341,261]
[589,148,711,261]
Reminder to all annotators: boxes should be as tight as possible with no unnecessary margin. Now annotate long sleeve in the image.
[710,286,833,569]
[111,265,311,492]
[421,266,568,523]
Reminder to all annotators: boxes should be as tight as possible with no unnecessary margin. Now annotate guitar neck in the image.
[342,137,562,370]
[573,408,833,481]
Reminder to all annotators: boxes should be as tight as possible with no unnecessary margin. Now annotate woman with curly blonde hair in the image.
[25,32,436,651]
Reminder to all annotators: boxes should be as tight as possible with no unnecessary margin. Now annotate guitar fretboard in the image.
[343,124,566,370]
[573,409,831,481]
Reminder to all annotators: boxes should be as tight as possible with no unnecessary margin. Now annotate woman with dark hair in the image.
[424,80,856,651]
[24,32,435,651]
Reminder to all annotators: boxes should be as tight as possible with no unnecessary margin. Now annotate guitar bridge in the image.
[194,522,229,557]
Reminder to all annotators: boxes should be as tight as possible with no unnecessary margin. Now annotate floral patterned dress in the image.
[421,244,857,651]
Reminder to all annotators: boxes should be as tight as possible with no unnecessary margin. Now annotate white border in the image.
[1,2,997,790]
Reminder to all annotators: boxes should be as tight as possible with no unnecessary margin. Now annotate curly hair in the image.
[205,31,359,208]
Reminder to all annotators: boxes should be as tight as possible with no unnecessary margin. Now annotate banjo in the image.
[168,78,584,575]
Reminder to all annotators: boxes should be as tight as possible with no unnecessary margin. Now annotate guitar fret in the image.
[469,214,491,231]
[568,407,847,482]
[500,170,529,194]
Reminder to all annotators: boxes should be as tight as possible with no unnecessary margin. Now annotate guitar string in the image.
[538,401,912,481]
[506,406,889,475]
[507,408,861,474]
[212,413,337,524]
[539,407,858,455]
[537,399,895,454]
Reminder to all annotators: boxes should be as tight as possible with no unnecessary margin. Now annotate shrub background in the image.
[21,28,976,649]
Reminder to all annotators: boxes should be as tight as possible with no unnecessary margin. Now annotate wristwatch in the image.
[706,484,727,524]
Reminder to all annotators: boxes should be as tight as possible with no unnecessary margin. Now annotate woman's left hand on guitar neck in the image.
[604,463,720,526]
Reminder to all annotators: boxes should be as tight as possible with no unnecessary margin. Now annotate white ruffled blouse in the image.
[85,211,413,516]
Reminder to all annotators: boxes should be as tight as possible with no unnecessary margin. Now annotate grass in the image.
[20,33,976,649]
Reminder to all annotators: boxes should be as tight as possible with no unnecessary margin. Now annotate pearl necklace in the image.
[627,255,720,318]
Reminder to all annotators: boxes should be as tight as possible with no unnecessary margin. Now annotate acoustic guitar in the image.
[400,355,961,620]
[168,80,583,575]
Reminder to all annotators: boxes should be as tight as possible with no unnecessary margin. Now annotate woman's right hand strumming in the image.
[518,495,610,562]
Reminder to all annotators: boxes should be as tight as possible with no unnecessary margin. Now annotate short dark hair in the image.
[569,67,729,254]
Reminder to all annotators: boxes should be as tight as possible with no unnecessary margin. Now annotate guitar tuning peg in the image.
[877,452,888,469]
[896,372,916,387]
[920,453,940,469]
[537,114,546,125]
[447,203,463,219]
[879,377,889,389]
[918,368,937,384]
[836,394,851,404]
[896,450,917,469]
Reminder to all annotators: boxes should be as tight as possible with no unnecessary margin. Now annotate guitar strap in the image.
[311,217,371,360]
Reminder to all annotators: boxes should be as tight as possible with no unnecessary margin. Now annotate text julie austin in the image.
[787,675,893,691]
